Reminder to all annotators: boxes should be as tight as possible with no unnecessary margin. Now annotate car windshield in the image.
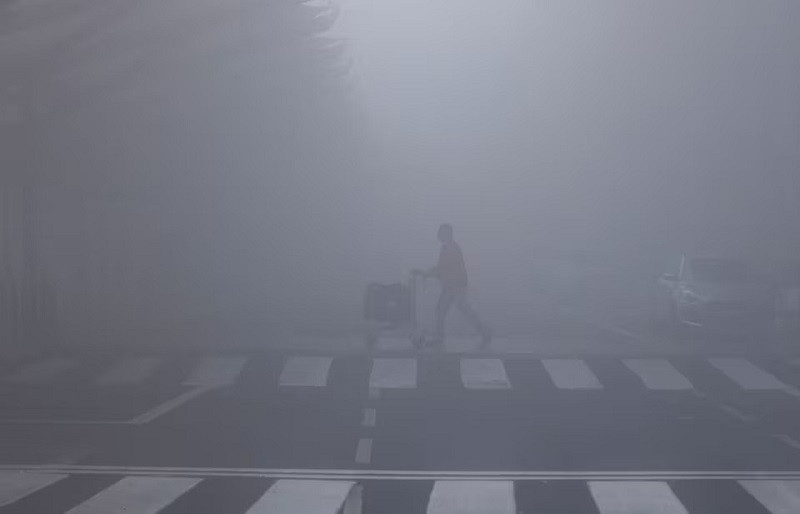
[690,259,750,283]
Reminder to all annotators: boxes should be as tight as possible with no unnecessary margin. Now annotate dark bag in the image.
[364,283,412,324]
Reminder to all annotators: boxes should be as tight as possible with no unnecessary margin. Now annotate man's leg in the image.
[454,289,491,344]
[433,289,455,345]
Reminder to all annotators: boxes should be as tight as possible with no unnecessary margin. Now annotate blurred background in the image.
[1,0,798,354]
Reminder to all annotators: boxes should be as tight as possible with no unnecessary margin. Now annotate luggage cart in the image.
[364,271,427,349]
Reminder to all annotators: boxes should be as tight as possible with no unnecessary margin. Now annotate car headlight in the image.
[680,290,707,305]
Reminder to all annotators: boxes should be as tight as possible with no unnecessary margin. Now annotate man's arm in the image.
[413,246,444,278]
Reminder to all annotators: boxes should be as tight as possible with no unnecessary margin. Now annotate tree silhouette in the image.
[0,0,357,333]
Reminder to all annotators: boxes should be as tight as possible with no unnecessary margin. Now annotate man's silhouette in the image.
[416,224,491,348]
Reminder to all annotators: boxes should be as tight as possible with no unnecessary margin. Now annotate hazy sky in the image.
[4,0,798,332]
[333,0,799,261]
[324,0,800,330]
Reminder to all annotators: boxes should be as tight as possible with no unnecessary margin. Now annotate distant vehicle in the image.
[651,255,774,338]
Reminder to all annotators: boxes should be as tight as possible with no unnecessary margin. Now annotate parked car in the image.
[651,255,774,338]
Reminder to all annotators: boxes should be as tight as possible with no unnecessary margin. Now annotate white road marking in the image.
[426,480,516,514]
[342,483,363,514]
[708,358,788,390]
[355,439,372,464]
[96,358,162,386]
[739,480,800,513]
[460,359,510,389]
[362,408,376,428]
[182,356,246,387]
[370,358,416,389]
[279,357,333,387]
[245,479,355,514]
[6,358,75,384]
[4,464,800,480]
[66,476,201,514]
[623,359,693,390]
[0,471,67,506]
[129,387,212,425]
[589,481,688,514]
[542,359,602,390]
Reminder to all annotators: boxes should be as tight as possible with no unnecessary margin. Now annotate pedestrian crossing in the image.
[279,356,333,387]
[243,479,356,514]
[369,358,416,389]
[709,358,789,390]
[623,359,694,391]
[3,353,799,397]
[2,471,800,513]
[460,359,511,389]
[0,471,67,507]
[541,358,602,389]
[427,480,515,514]
[64,476,202,514]
[588,480,689,514]
[738,479,800,514]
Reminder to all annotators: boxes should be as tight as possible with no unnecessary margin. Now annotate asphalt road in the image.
[2,328,800,512]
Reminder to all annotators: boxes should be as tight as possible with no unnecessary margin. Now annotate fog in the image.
[2,0,799,342]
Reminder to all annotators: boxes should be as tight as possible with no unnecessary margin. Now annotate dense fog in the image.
[1,0,798,341]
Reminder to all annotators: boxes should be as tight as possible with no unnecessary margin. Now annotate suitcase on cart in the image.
[364,272,426,349]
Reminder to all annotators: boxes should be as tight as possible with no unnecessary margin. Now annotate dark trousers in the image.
[434,286,489,341]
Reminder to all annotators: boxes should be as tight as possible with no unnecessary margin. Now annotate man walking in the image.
[415,224,491,349]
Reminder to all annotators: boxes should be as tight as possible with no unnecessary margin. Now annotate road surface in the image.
[1,328,800,512]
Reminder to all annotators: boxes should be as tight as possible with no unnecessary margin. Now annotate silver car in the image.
[651,256,774,338]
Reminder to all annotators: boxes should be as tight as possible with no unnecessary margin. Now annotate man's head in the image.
[437,223,454,243]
